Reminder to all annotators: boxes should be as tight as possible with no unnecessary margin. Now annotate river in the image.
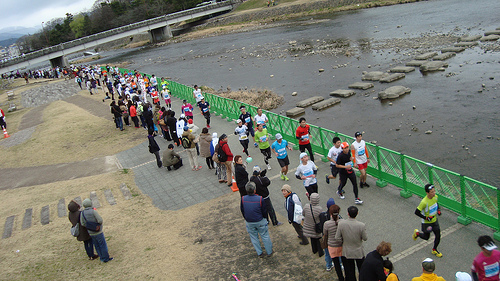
[97,0,500,186]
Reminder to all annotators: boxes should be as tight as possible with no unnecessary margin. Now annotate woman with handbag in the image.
[67,200,98,260]
[302,192,324,257]
[324,204,347,281]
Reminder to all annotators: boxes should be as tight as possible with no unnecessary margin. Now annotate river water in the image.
[98,0,500,186]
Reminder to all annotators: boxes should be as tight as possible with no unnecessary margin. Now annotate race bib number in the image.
[260,135,267,142]
[245,117,251,123]
[241,135,248,140]
[358,148,365,156]
[277,148,286,157]
[485,262,499,277]
[301,134,309,141]
[303,169,313,178]
[203,107,208,113]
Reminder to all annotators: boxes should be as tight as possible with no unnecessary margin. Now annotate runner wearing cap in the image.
[336,142,363,205]
[295,152,318,197]
[234,119,250,156]
[412,184,443,258]
[239,106,256,147]
[271,133,292,181]
[472,235,500,281]
[351,132,370,188]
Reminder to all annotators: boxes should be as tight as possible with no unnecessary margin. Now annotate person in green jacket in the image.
[254,123,272,170]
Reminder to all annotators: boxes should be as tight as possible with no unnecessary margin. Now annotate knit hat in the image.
[422,258,435,272]
[327,198,336,209]
[83,198,92,208]
[299,152,308,160]
[183,126,189,131]
[281,184,292,193]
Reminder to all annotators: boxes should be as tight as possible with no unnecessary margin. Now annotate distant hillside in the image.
[0,26,38,47]
[0,37,19,48]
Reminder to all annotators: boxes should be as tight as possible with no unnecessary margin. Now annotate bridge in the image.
[0,0,236,75]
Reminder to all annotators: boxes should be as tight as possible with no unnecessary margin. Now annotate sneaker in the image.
[305,192,309,199]
[280,173,285,180]
[274,222,283,226]
[258,253,265,258]
[254,142,258,147]
[104,257,114,263]
[325,174,330,184]
[337,191,345,199]
[355,198,363,205]
[326,265,333,272]
[207,125,210,128]
[412,229,419,241]
[283,175,289,181]
[432,249,443,258]
[363,182,370,188]
[267,164,272,170]
[360,182,364,188]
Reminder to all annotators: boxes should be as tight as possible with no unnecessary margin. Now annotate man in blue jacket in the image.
[241,181,273,257]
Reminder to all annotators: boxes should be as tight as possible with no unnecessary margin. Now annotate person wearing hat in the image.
[67,200,98,261]
[296,117,315,162]
[295,152,318,197]
[271,133,293,181]
[198,97,211,128]
[181,99,194,120]
[147,128,163,168]
[234,119,250,156]
[181,124,201,171]
[411,258,445,281]
[239,105,256,147]
[472,235,500,281]
[336,141,363,205]
[250,166,281,226]
[254,123,273,170]
[281,184,309,245]
[80,199,113,263]
[412,184,443,258]
[351,132,370,188]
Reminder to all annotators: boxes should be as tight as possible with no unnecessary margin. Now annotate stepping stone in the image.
[22,208,32,230]
[484,30,500,36]
[459,35,481,42]
[362,71,389,81]
[414,52,437,60]
[406,60,427,67]
[454,41,478,47]
[480,35,500,42]
[389,66,415,73]
[2,215,15,239]
[330,89,356,98]
[441,47,465,53]
[420,61,448,72]
[433,52,456,61]
[57,198,66,218]
[378,86,411,100]
[120,183,132,200]
[285,107,305,117]
[348,82,374,90]
[90,191,101,208]
[74,196,82,207]
[41,205,50,225]
[312,98,341,110]
[379,73,405,83]
[296,96,324,108]
[104,189,117,205]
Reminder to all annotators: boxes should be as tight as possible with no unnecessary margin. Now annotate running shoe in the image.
[432,249,443,258]
[325,174,330,184]
[326,265,333,272]
[267,163,272,170]
[207,125,210,128]
[412,229,419,241]
[363,182,370,188]
[283,175,289,181]
[280,173,285,180]
[254,142,258,147]
[354,198,363,205]
[337,191,345,199]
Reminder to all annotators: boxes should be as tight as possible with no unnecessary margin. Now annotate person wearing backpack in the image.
[182,126,201,171]
[80,199,113,263]
[303,192,324,257]
[68,200,98,261]
[148,129,162,168]
[218,134,234,187]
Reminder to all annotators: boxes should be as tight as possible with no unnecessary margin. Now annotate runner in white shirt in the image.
[351,132,370,188]
[295,152,318,198]
[234,119,250,156]
[326,137,343,187]
[193,85,204,106]
[254,108,269,128]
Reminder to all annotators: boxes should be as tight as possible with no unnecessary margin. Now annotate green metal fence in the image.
[109,67,500,239]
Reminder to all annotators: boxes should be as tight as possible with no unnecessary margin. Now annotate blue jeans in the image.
[324,248,333,269]
[115,117,123,130]
[84,238,95,258]
[90,233,111,262]
[246,218,273,256]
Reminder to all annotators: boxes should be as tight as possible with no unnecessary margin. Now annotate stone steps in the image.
[1,183,133,239]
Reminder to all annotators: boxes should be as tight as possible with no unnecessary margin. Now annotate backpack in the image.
[181,135,192,149]
[212,144,220,164]
[318,211,330,233]
[217,143,228,162]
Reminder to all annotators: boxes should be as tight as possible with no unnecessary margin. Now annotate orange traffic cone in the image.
[230,175,239,192]
[3,128,10,138]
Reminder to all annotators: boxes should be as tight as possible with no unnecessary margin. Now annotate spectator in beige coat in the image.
[302,193,324,257]
[199,127,214,169]
[335,205,367,281]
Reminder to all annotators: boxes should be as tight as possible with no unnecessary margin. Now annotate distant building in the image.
[8,44,20,58]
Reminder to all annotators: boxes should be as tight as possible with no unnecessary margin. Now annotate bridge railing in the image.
[0,0,235,69]
[111,67,500,238]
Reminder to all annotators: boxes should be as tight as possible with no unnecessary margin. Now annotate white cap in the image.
[299,152,308,160]
[455,272,472,281]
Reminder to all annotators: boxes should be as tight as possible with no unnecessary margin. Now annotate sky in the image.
[0,0,95,31]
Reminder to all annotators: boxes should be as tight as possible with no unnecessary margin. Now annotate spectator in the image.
[234,155,249,197]
[281,184,309,246]
[148,129,162,168]
[302,193,324,257]
[162,144,183,171]
[181,125,201,171]
[80,198,113,263]
[67,200,98,260]
[250,166,281,226]
[199,127,215,169]
[411,258,445,281]
[359,241,392,281]
[324,204,346,279]
[219,134,234,187]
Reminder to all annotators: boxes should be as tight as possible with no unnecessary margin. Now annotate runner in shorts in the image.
[351,131,370,188]
[271,133,292,181]
[326,137,342,188]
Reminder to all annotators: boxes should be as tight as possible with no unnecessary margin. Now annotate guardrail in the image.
[112,67,500,239]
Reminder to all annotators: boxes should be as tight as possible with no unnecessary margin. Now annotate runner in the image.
[351,131,370,188]
[161,86,171,108]
[296,117,315,162]
[254,123,272,170]
[181,99,194,121]
[234,119,250,157]
[295,152,318,198]
[198,98,211,128]
[254,108,268,128]
[193,85,204,106]
[335,142,363,205]
[271,133,292,181]
[412,184,443,258]
[239,105,256,147]
[326,137,342,188]
[472,235,500,281]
